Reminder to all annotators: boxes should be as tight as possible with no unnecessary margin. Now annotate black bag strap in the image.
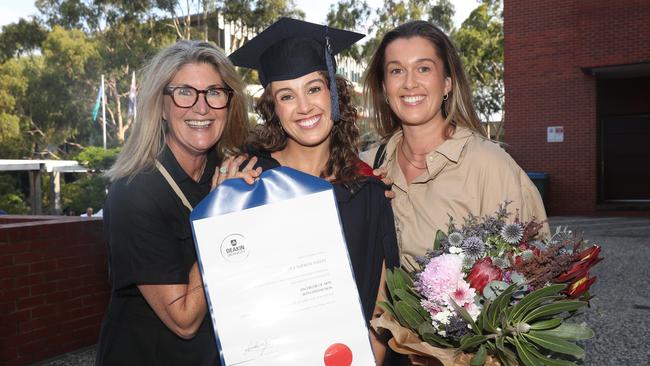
[373,143,387,169]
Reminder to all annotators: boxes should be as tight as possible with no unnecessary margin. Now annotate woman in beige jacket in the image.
[362,20,548,266]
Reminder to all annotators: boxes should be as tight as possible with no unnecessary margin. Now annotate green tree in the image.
[362,0,455,58]
[22,26,101,157]
[0,59,29,155]
[326,0,371,59]
[59,146,120,214]
[0,19,47,63]
[452,0,503,138]
[429,0,455,33]
[0,173,29,214]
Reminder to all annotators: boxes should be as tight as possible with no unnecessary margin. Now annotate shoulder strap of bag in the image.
[373,142,387,169]
[155,160,193,211]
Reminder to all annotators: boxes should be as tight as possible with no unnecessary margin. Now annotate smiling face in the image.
[382,36,452,128]
[163,62,228,159]
[270,71,333,148]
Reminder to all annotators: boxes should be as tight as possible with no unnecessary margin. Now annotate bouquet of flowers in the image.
[372,203,602,366]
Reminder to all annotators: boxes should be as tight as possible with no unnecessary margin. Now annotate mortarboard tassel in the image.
[324,31,340,123]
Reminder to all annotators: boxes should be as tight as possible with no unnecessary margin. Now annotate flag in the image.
[127,71,137,118]
[92,82,102,121]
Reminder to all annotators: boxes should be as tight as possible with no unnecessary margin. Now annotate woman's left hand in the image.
[211,155,262,190]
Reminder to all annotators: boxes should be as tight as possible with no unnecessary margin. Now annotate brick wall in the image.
[0,216,109,366]
[504,0,650,214]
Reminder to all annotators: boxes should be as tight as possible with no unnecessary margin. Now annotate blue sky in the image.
[0,0,480,28]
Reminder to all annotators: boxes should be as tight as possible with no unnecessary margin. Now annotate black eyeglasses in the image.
[163,85,233,109]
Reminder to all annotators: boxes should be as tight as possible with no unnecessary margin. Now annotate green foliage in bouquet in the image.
[381,272,595,366]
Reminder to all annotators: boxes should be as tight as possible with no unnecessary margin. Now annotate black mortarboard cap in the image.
[229,17,364,122]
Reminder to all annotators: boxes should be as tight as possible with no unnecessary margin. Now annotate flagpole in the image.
[101,74,106,150]
[132,71,137,121]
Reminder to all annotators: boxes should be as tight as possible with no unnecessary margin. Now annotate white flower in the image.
[432,309,453,326]
[449,246,464,255]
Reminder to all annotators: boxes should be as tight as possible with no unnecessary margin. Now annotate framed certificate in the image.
[191,167,375,366]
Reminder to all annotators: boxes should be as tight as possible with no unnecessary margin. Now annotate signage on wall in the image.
[547,126,564,143]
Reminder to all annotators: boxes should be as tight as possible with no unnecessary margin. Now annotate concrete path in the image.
[34,217,650,365]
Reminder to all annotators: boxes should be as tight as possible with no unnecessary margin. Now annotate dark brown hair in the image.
[251,72,361,183]
[363,20,486,139]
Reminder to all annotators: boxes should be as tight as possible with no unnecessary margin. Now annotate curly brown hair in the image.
[251,72,361,183]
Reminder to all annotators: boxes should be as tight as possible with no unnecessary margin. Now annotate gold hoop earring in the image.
[385,95,390,105]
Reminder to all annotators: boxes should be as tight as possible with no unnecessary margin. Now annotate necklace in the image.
[399,142,427,170]
[193,158,207,181]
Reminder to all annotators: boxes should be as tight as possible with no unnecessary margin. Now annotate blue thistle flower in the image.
[448,232,464,247]
[461,236,486,261]
[500,223,524,244]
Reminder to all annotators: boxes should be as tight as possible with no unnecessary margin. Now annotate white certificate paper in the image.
[192,184,375,365]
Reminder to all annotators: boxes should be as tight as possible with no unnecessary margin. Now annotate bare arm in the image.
[138,262,206,339]
[370,261,389,364]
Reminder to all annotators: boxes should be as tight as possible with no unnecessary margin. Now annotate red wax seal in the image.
[324,343,353,366]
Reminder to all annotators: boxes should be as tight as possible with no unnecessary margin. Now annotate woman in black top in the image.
[228,18,399,364]
[96,40,250,365]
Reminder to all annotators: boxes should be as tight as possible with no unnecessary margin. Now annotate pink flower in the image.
[467,257,503,295]
[448,280,476,308]
[417,254,463,302]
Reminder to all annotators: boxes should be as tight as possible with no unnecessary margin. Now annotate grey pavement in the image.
[34,216,650,365]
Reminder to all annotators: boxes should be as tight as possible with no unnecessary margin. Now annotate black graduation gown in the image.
[245,147,400,324]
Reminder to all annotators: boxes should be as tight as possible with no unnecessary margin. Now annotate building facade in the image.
[504,0,650,215]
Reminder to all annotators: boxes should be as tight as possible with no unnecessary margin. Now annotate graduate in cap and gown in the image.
[226,17,399,364]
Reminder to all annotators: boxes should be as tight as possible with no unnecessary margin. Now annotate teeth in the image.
[185,120,212,127]
[402,95,425,103]
[297,116,320,128]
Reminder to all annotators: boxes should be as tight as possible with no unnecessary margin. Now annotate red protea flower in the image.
[467,257,503,295]
[555,245,602,299]
[565,275,598,299]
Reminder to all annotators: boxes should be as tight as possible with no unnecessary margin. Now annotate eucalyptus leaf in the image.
[510,271,527,285]
[483,280,510,300]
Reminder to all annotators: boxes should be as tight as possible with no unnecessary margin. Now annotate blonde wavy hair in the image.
[363,20,487,139]
[107,40,248,182]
